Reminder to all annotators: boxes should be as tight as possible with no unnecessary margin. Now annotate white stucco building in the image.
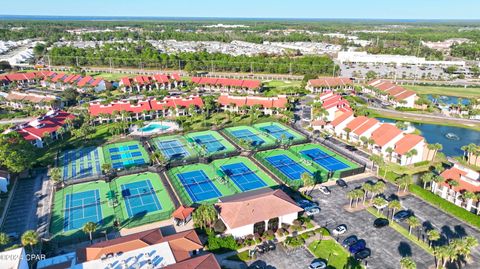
[216,189,302,238]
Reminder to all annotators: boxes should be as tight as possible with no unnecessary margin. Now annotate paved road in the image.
[310,178,435,269]
[0,117,35,125]
[367,106,480,125]
[248,244,315,269]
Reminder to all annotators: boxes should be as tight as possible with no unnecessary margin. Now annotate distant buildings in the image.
[337,51,466,67]
[4,90,61,110]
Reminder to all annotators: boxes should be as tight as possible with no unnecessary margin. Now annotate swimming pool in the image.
[139,123,170,132]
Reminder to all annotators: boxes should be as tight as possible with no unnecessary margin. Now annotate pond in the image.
[426,95,470,106]
[376,117,480,157]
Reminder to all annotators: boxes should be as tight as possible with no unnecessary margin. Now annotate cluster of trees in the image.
[0,132,37,173]
[47,42,336,75]
[451,42,480,60]
[362,40,444,61]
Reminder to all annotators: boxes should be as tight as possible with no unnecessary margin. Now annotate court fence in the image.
[338,165,366,178]
[253,154,302,188]
[165,170,195,206]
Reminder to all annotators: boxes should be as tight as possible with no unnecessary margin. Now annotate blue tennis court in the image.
[61,147,102,180]
[260,125,295,140]
[121,180,162,217]
[230,129,265,147]
[265,154,312,180]
[63,189,102,231]
[156,139,190,159]
[177,170,222,202]
[108,143,147,169]
[301,148,349,171]
[221,163,267,192]
[192,134,226,153]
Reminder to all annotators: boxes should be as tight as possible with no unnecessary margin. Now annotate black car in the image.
[373,218,389,228]
[336,179,348,188]
[354,248,371,260]
[341,235,358,248]
[394,210,413,222]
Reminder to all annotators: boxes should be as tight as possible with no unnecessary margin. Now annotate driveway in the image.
[248,244,315,269]
[310,177,435,269]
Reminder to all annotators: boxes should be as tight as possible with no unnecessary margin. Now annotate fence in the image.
[166,170,194,206]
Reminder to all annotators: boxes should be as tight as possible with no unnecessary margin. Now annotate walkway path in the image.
[0,116,35,125]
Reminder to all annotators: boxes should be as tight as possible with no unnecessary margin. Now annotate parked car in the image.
[393,210,413,222]
[318,185,331,195]
[354,248,371,260]
[341,235,358,248]
[305,206,321,216]
[349,239,367,254]
[309,260,327,269]
[336,179,348,188]
[373,218,389,228]
[332,224,347,236]
[297,199,316,209]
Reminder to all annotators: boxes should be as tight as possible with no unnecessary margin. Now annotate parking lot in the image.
[247,244,315,269]
[310,177,435,269]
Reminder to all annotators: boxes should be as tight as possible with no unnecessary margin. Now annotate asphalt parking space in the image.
[248,244,314,269]
[310,178,435,269]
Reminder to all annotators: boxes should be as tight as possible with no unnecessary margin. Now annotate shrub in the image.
[285,236,305,247]
[413,161,430,167]
[315,227,330,236]
[207,234,239,253]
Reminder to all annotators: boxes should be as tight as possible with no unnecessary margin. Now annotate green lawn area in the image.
[403,85,480,99]
[262,80,304,96]
[308,239,363,269]
[86,72,126,81]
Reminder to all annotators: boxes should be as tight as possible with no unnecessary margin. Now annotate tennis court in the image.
[156,139,190,159]
[121,180,162,217]
[265,154,313,181]
[63,189,102,232]
[191,134,226,153]
[300,148,349,171]
[61,147,103,180]
[178,170,222,202]
[220,162,267,192]
[104,141,149,169]
[259,124,295,140]
[230,129,266,147]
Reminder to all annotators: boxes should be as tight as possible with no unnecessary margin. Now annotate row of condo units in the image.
[0,71,112,93]
[0,90,62,110]
[217,93,289,115]
[3,110,75,148]
[305,77,418,108]
[311,92,431,166]
[366,79,418,108]
[191,77,262,95]
[88,95,204,122]
[431,161,480,214]
[119,73,184,92]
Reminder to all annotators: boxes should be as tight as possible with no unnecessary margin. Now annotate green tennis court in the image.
[223,125,276,150]
[184,130,236,157]
[151,135,198,161]
[60,147,105,181]
[253,122,306,144]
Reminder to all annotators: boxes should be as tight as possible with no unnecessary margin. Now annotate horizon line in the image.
[1,14,480,22]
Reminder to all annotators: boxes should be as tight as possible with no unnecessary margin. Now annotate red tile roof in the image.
[330,111,353,127]
[217,94,288,109]
[51,73,66,82]
[440,168,480,193]
[345,116,369,132]
[308,77,353,88]
[172,206,195,220]
[89,96,204,116]
[394,134,424,155]
[77,76,93,87]
[165,254,221,269]
[371,124,403,147]
[367,80,416,101]
[13,110,74,141]
[353,118,378,136]
[192,77,262,89]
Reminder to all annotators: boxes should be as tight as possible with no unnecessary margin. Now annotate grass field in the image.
[223,125,277,150]
[86,72,126,81]
[403,85,480,99]
[289,143,359,178]
[308,240,363,269]
[110,172,175,227]
[50,180,115,242]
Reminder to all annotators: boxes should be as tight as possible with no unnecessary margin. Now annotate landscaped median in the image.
[366,207,433,255]
[409,184,480,230]
[307,239,363,269]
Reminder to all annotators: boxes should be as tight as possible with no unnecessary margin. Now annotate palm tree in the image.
[406,216,420,236]
[21,230,38,253]
[361,183,373,204]
[432,175,444,193]
[427,229,441,248]
[0,232,10,250]
[406,149,418,165]
[344,127,352,141]
[301,172,315,194]
[192,204,217,230]
[461,191,476,209]
[347,190,356,208]
[373,197,387,213]
[457,236,478,264]
[386,147,394,162]
[388,200,401,220]
[83,222,97,243]
[421,173,434,189]
[354,189,364,207]
[396,174,412,193]
[372,181,386,201]
[369,154,383,176]
[400,257,416,269]
[433,245,449,269]
[101,163,112,174]
[48,167,62,186]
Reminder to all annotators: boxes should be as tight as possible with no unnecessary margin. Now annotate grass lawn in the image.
[262,80,304,96]
[403,85,480,99]
[308,239,363,269]
[86,72,126,81]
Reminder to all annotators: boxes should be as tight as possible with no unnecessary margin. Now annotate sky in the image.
[1,0,479,20]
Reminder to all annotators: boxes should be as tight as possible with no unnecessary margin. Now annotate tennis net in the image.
[63,200,102,212]
[122,188,157,199]
[225,169,256,178]
[181,179,213,187]
[306,154,335,161]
